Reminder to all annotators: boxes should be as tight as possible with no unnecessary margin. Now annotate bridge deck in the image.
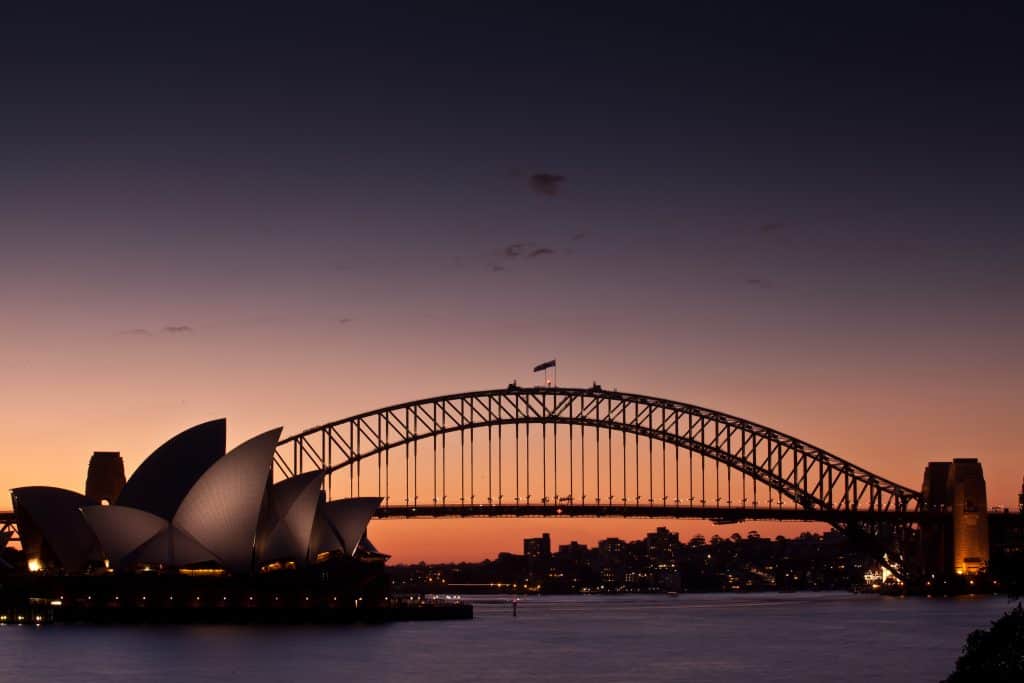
[373,504,938,524]
[0,507,940,530]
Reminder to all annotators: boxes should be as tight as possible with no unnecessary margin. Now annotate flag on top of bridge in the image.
[533,359,556,372]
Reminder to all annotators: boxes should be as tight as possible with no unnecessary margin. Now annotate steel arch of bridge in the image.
[274,385,922,520]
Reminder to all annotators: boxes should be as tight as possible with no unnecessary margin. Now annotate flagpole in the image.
[532,359,557,387]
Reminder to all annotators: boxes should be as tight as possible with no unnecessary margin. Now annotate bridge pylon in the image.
[919,459,989,578]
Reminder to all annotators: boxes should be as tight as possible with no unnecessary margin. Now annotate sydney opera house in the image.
[11,419,383,576]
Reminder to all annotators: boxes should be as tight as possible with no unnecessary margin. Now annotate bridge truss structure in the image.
[275,385,923,570]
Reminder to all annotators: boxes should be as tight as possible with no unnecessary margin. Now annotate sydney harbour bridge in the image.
[272,384,966,579]
[1,384,997,580]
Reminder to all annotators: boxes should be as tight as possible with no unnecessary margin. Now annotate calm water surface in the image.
[0,593,1012,682]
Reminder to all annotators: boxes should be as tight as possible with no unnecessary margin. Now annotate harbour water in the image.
[0,592,1012,682]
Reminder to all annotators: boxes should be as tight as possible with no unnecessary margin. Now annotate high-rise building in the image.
[598,537,626,557]
[644,527,681,592]
[85,451,125,504]
[556,541,588,565]
[645,526,680,566]
[524,533,551,559]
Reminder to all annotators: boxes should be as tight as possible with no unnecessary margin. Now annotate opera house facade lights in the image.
[11,419,383,576]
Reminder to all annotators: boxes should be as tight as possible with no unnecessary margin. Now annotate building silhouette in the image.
[13,420,381,574]
[524,533,551,559]
[920,462,953,575]
[920,458,989,576]
[85,451,125,504]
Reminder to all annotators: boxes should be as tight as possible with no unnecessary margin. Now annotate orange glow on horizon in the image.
[2,362,1021,564]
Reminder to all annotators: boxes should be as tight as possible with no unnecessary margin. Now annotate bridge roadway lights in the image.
[373,504,939,525]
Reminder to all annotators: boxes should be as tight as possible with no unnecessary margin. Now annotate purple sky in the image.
[1,3,1022,560]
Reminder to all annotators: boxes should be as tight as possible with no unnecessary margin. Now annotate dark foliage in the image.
[945,604,1024,682]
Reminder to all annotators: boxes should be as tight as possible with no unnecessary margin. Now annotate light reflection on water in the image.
[0,592,1011,682]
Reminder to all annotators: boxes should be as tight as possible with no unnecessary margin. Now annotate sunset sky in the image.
[2,4,1022,563]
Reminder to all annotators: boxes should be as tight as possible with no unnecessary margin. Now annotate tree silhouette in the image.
[945,604,1024,682]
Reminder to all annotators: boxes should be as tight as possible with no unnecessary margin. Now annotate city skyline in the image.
[390,525,870,595]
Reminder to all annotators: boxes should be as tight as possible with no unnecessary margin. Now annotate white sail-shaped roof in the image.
[12,487,100,572]
[314,497,382,557]
[81,505,169,567]
[309,507,339,557]
[117,418,226,520]
[126,525,218,567]
[82,504,220,569]
[256,471,325,565]
[14,422,347,575]
[359,534,382,555]
[172,427,281,574]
